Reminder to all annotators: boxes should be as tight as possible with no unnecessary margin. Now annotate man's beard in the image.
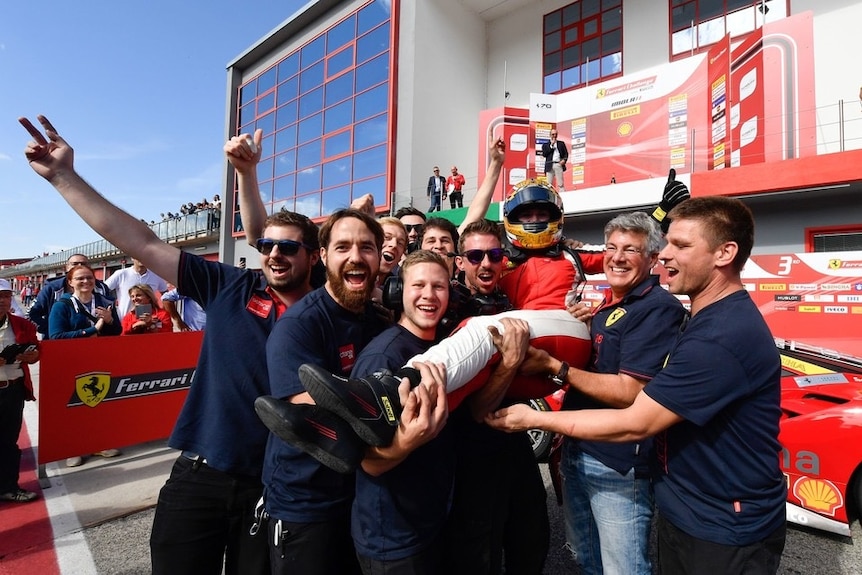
[327,265,373,313]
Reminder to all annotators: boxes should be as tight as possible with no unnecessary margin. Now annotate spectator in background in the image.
[105,257,168,316]
[212,194,222,210]
[542,128,569,192]
[427,166,446,212]
[121,284,173,335]
[29,253,112,337]
[47,263,122,467]
[447,165,466,209]
[0,279,40,503]
[21,285,32,307]
[394,206,426,255]
[162,286,206,331]
[48,264,121,339]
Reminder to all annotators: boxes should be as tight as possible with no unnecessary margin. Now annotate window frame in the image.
[542,0,623,95]
[805,224,862,253]
[669,1,789,60]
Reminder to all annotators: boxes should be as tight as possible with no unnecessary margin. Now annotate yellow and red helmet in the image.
[503,179,564,250]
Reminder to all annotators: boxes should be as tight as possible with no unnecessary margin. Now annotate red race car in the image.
[528,338,862,537]
[778,338,862,537]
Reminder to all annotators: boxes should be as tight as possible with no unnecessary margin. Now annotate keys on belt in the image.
[181,450,207,470]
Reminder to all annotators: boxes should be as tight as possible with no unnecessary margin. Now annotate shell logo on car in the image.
[793,477,843,516]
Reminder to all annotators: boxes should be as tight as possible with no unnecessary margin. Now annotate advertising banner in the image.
[38,331,202,463]
[521,12,815,204]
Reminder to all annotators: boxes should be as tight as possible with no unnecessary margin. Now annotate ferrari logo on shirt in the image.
[605,308,626,327]
[75,372,111,407]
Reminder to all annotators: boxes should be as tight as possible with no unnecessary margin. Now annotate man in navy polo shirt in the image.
[487,197,787,575]
[20,117,317,575]
[260,208,390,574]
[349,250,529,574]
[512,212,686,574]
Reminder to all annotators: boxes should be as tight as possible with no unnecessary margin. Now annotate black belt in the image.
[0,377,23,389]
[181,450,208,467]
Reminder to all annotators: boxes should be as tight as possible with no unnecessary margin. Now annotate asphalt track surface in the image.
[3,366,861,574]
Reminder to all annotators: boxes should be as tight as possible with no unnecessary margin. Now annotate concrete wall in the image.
[393,0,490,211]
[801,1,862,153]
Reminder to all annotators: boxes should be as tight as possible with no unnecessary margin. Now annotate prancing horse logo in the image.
[75,372,111,407]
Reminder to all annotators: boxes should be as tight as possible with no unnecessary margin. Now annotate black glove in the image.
[651,169,690,233]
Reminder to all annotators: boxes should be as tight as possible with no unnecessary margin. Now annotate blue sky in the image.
[0,0,306,259]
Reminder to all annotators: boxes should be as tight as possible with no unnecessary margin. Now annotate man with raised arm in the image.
[20,116,317,575]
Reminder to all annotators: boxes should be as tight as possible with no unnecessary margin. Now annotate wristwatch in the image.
[549,361,569,386]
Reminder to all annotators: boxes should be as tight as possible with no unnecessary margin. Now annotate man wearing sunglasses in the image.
[20,117,320,575]
[394,206,427,254]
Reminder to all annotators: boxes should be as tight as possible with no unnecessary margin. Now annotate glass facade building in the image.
[231,0,393,234]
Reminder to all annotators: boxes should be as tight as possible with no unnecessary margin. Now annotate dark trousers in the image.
[0,380,26,493]
[357,537,442,575]
[657,513,786,575]
[268,514,361,575]
[449,191,463,209]
[442,420,549,575]
[150,455,270,575]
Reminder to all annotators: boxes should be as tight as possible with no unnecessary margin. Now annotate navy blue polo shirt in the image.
[262,287,386,522]
[350,325,456,562]
[169,251,281,477]
[563,275,686,476]
[645,290,785,546]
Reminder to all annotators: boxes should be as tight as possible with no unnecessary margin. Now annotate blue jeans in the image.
[428,193,441,212]
[560,441,653,575]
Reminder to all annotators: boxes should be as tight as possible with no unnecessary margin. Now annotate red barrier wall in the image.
[37,331,202,463]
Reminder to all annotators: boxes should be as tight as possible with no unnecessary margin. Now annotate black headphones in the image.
[382,275,512,318]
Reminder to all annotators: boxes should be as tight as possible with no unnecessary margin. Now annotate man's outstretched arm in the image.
[486,388,682,442]
[20,115,180,285]
[458,133,505,234]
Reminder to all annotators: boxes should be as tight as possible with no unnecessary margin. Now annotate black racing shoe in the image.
[299,364,408,447]
[254,396,365,474]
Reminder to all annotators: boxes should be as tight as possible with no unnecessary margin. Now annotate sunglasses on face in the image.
[255,238,312,256]
[461,248,505,265]
[404,224,424,234]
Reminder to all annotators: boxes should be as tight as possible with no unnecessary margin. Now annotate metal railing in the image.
[2,208,221,279]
